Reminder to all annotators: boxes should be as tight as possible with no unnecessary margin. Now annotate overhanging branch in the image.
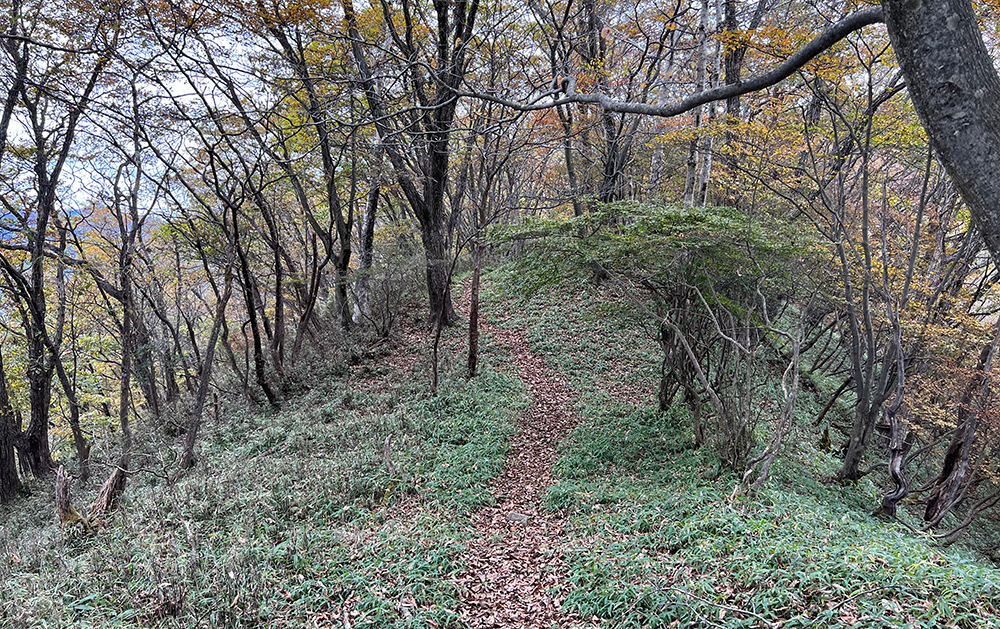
[461,7,884,118]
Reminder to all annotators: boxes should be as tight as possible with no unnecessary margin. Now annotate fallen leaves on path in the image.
[454,282,591,629]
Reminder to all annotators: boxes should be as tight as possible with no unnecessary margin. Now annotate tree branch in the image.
[460,7,884,118]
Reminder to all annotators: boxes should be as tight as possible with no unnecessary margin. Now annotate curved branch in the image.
[461,7,885,118]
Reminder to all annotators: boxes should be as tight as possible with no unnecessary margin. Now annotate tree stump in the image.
[55,466,93,534]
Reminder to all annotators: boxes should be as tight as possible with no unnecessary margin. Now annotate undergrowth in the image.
[6,260,1000,629]
[483,261,1000,628]
[1,315,527,628]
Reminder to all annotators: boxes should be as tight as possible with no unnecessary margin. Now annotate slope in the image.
[2,263,1000,628]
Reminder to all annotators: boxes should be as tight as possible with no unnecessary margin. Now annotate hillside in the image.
[3,266,1000,628]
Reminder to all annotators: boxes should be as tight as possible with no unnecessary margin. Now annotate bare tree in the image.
[0,0,120,476]
[342,0,480,327]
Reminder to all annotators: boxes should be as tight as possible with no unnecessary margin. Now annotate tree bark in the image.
[881,0,1000,264]
[353,160,380,325]
[0,347,21,503]
[180,263,234,470]
[723,0,769,122]
[23,361,54,476]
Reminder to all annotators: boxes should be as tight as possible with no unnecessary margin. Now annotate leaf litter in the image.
[453,281,594,629]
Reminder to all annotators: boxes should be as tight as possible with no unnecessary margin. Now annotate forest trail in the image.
[452,283,588,628]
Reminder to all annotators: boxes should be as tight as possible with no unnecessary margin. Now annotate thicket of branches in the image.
[1,0,999,541]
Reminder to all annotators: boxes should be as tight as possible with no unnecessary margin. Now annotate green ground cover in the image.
[3,263,1000,628]
[483,262,1000,628]
[1,317,526,628]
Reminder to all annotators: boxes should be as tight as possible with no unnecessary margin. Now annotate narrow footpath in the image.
[453,285,589,628]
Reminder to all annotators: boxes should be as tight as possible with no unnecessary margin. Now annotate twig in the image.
[693,611,728,629]
[799,586,892,627]
[663,586,772,626]
[249,443,287,460]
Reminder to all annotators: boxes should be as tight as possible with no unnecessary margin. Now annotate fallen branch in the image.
[661,586,773,627]
[383,434,398,477]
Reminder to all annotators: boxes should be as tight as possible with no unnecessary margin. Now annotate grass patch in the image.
[483,261,1000,628]
[1,319,527,628]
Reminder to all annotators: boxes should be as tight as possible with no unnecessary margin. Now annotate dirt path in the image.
[453,285,588,628]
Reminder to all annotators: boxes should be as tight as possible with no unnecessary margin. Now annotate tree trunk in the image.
[180,264,234,470]
[723,0,769,122]
[335,252,352,333]
[23,230,55,478]
[424,229,457,328]
[558,106,586,216]
[697,0,724,206]
[719,0,771,205]
[52,355,90,482]
[836,112,895,482]
[234,211,279,408]
[882,0,1000,264]
[723,0,742,122]
[741,315,803,495]
[839,399,881,481]
[648,28,679,199]
[353,165,380,325]
[683,0,710,207]
[0,348,21,503]
[467,243,483,379]
[53,225,91,480]
[0,8,109,479]
[270,231,286,373]
[132,315,161,420]
[291,234,325,363]
[93,287,135,515]
[23,356,54,477]
[879,412,911,517]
